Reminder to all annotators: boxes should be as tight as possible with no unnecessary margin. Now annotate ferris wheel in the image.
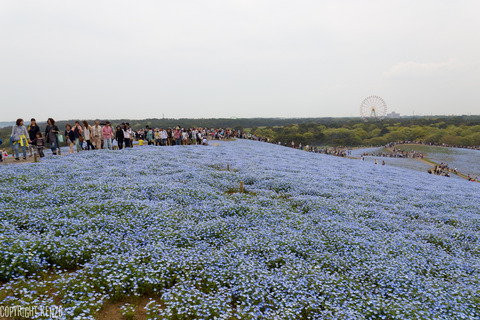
[360,96,387,120]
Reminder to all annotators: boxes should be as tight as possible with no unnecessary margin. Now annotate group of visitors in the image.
[357,156,386,165]
[63,120,133,153]
[287,142,353,157]
[373,158,386,165]
[467,174,479,182]
[425,162,478,181]
[5,118,132,157]
[134,127,210,146]
[386,141,480,151]
[6,118,45,161]
[128,127,258,147]
[361,148,424,159]
[318,148,352,157]
[427,163,451,177]
[3,118,269,161]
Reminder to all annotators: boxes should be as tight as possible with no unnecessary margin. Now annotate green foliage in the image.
[259,116,480,147]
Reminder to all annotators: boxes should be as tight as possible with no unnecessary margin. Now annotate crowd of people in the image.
[386,141,480,151]
[427,162,451,177]
[3,118,109,160]
[1,118,269,161]
[284,141,478,181]
[132,127,239,147]
[285,142,353,157]
[467,174,479,182]
[61,120,132,153]
[360,148,424,159]
[425,163,478,182]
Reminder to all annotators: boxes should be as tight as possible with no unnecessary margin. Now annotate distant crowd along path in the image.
[299,142,478,183]
[382,144,478,183]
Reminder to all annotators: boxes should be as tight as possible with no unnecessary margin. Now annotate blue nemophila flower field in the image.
[0,140,479,319]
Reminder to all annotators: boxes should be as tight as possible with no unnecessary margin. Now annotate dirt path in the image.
[1,155,38,165]
[1,150,68,165]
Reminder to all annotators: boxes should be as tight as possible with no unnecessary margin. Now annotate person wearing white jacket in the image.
[159,128,168,146]
[91,121,103,150]
[82,120,94,150]
[123,123,133,148]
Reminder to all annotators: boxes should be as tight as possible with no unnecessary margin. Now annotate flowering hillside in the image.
[1,140,479,319]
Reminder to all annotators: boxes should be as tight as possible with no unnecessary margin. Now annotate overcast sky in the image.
[1,0,479,121]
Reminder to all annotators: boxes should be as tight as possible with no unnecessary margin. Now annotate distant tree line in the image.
[1,116,480,149]
[252,116,480,147]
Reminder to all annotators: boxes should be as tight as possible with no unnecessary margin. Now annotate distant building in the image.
[387,111,400,118]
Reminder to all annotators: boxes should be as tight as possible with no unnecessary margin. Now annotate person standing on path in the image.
[123,123,132,148]
[32,132,46,158]
[27,118,40,157]
[115,125,124,150]
[10,118,30,160]
[160,128,168,146]
[174,127,182,146]
[45,118,59,155]
[146,127,154,145]
[102,121,114,150]
[154,129,161,146]
[73,121,83,152]
[182,129,189,145]
[92,121,103,150]
[196,130,202,145]
[167,128,173,146]
[65,124,75,154]
[82,121,94,150]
